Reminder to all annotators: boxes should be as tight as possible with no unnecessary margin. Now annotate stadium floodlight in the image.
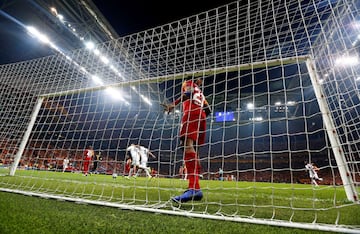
[57,14,64,21]
[100,56,109,64]
[140,94,152,106]
[26,26,50,44]
[93,49,100,55]
[247,103,254,110]
[50,7,57,15]
[286,101,296,106]
[335,55,359,66]
[105,87,129,105]
[249,117,263,121]
[91,75,104,85]
[275,101,281,106]
[85,41,95,50]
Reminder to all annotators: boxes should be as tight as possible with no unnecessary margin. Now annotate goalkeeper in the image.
[162,76,211,203]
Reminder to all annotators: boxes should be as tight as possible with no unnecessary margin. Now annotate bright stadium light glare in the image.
[105,88,129,105]
[247,103,254,110]
[93,49,100,55]
[26,26,39,36]
[100,56,109,64]
[249,117,263,121]
[26,26,50,44]
[140,94,152,106]
[275,101,281,106]
[335,55,359,66]
[57,14,64,21]
[110,65,118,73]
[38,34,50,44]
[287,101,296,106]
[50,7,57,15]
[92,75,104,85]
[85,41,95,50]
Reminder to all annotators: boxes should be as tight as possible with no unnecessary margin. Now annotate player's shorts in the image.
[140,161,148,168]
[180,111,206,145]
[131,154,140,166]
[140,155,148,168]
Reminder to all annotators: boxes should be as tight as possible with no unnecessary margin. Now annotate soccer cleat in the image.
[171,189,203,203]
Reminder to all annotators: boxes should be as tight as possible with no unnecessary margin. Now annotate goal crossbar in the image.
[41,55,310,98]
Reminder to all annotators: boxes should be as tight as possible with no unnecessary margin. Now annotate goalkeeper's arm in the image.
[203,100,212,117]
[161,93,189,113]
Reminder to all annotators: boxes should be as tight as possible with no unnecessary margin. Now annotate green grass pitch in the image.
[0,168,359,233]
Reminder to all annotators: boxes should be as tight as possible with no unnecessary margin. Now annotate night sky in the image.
[92,0,235,36]
[93,0,234,36]
[0,0,235,64]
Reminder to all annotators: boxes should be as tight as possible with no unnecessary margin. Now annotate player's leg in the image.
[135,163,146,177]
[311,177,318,186]
[314,173,323,181]
[127,164,135,178]
[83,161,89,176]
[145,165,152,178]
[172,113,204,203]
[172,138,203,203]
[134,168,142,177]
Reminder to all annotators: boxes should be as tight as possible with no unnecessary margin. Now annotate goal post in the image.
[306,57,358,202]
[9,97,44,176]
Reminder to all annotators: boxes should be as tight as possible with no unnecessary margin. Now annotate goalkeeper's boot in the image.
[171,189,203,203]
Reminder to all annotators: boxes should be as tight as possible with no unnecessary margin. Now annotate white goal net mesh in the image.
[0,0,359,232]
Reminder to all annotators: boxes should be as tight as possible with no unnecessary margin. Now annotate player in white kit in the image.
[305,161,323,186]
[135,145,156,178]
[126,144,140,178]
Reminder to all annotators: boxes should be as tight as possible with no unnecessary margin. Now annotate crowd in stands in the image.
[0,138,358,185]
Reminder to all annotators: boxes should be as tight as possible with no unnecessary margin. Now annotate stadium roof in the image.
[0,0,118,64]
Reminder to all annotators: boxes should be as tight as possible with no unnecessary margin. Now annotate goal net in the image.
[0,0,360,232]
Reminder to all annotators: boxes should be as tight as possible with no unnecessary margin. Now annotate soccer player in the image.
[124,155,132,176]
[218,168,224,181]
[126,144,140,178]
[305,161,323,186]
[134,145,156,178]
[83,145,94,176]
[92,151,102,174]
[62,156,69,173]
[162,76,211,203]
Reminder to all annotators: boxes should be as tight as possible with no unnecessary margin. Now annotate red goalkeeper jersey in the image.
[84,149,93,161]
[181,80,208,115]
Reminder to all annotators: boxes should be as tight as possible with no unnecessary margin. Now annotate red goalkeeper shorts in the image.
[180,111,206,145]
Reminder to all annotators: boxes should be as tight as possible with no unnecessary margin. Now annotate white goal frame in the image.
[1,0,360,233]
